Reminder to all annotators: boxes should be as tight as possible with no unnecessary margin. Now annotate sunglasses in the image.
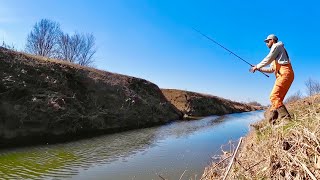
[265,39,272,43]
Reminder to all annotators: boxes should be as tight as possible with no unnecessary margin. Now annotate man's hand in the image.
[250,66,258,73]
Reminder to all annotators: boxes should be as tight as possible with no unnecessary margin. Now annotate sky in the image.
[1,0,320,105]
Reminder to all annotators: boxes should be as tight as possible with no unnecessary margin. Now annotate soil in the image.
[0,47,182,147]
[161,89,263,118]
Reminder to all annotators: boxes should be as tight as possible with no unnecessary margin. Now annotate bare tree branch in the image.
[25,19,62,58]
[57,32,96,66]
[25,19,96,66]
[305,78,320,96]
[57,33,81,63]
[77,33,96,66]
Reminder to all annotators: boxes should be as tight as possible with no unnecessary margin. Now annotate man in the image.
[250,34,294,124]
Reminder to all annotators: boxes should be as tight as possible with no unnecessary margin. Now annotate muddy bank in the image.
[0,47,182,147]
[161,89,263,118]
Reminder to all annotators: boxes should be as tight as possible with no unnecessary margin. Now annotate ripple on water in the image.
[0,126,159,179]
[0,111,264,179]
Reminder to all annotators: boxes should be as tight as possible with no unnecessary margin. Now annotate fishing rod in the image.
[193,28,269,78]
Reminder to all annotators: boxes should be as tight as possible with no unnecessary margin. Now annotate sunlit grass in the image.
[202,94,320,179]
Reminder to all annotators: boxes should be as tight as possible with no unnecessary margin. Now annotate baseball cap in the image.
[264,34,278,42]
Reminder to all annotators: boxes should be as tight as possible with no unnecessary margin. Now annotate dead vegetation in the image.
[161,89,263,118]
[0,47,182,147]
[202,94,320,179]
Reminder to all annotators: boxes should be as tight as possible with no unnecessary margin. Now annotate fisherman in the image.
[250,34,294,124]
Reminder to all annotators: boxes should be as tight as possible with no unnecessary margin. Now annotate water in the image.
[0,110,264,180]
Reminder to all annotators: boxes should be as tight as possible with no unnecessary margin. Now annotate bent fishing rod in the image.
[193,28,269,78]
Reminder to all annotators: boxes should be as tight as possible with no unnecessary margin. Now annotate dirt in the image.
[161,89,263,118]
[0,47,182,147]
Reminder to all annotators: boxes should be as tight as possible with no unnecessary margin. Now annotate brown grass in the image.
[161,89,263,118]
[0,47,137,83]
[202,94,320,179]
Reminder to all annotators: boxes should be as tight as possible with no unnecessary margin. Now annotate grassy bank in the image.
[202,94,320,179]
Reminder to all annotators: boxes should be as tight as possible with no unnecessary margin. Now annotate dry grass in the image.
[202,94,320,180]
[161,89,263,118]
[0,47,136,82]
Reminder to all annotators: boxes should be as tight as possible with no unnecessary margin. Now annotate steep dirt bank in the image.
[161,89,263,118]
[0,47,182,147]
[202,94,320,179]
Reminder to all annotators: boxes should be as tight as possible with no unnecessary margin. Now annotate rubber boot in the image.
[268,110,279,125]
[277,105,291,119]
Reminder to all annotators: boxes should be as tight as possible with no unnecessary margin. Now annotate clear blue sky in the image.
[1,0,320,105]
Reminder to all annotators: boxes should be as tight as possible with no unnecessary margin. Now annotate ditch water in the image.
[0,110,264,180]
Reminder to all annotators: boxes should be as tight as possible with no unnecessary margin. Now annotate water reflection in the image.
[0,126,159,179]
[0,110,264,179]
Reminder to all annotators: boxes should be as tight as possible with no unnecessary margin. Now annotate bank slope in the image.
[0,47,182,147]
[202,94,320,179]
[161,88,263,118]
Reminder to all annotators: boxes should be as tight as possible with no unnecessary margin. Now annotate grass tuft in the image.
[202,94,320,179]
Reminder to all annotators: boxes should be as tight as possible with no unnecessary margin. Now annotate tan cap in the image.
[264,34,278,42]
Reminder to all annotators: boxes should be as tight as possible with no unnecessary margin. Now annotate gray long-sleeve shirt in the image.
[257,42,290,73]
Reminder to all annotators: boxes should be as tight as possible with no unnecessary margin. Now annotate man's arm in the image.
[259,65,275,73]
[250,63,275,73]
[256,44,280,69]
